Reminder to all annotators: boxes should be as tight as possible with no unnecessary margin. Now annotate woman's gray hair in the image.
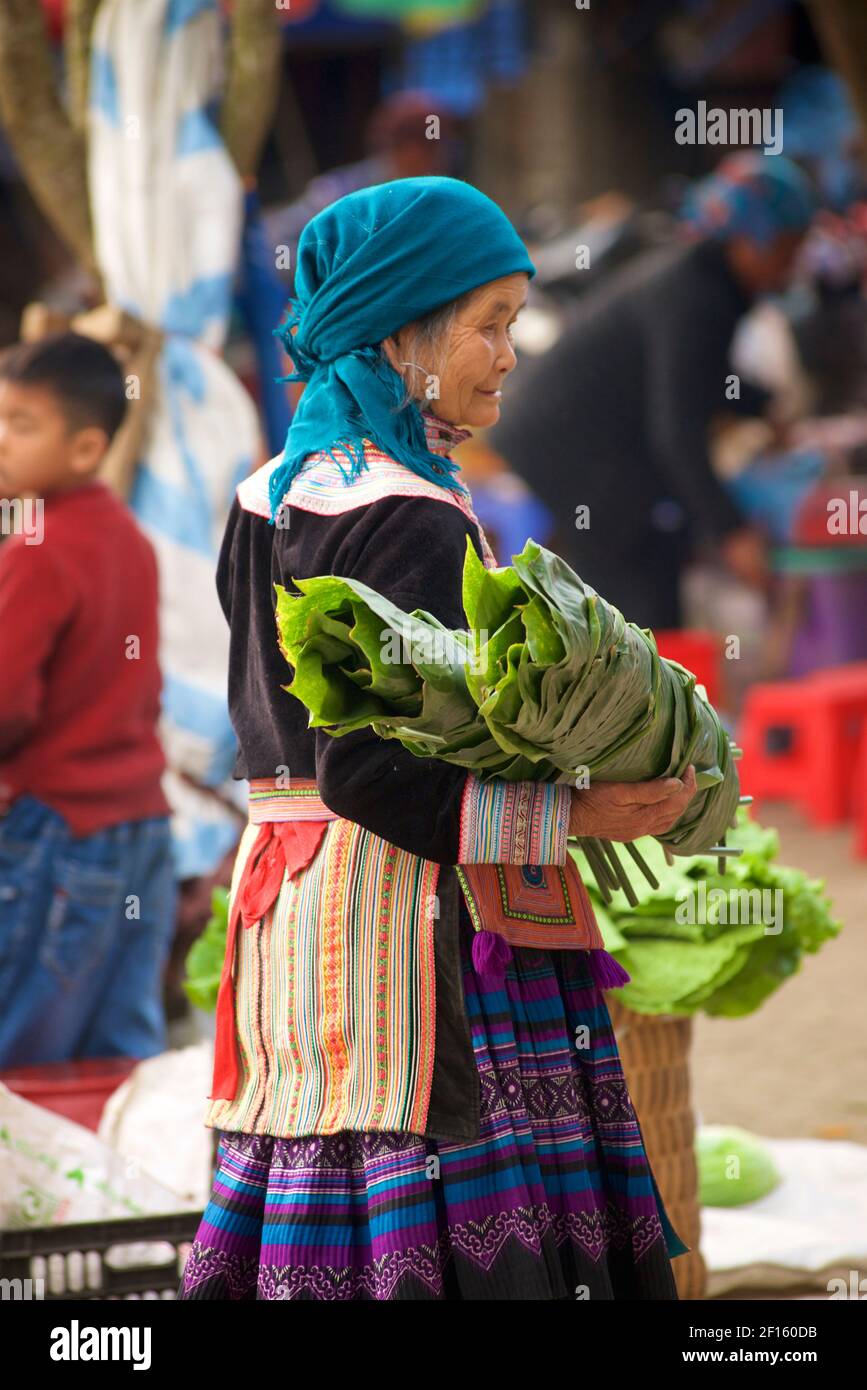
[381,289,475,412]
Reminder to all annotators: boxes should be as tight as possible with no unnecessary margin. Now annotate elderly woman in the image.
[178,177,696,1302]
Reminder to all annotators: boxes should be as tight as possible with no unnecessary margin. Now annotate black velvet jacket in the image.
[217,416,497,1140]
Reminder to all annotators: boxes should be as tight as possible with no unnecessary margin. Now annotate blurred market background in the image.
[1,0,867,1301]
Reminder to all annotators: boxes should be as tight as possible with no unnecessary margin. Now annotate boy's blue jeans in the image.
[0,795,177,1068]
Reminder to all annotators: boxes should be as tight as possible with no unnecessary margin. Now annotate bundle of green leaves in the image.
[275,536,740,865]
[570,812,841,1017]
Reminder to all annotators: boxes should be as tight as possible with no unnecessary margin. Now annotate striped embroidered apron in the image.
[208,777,625,1134]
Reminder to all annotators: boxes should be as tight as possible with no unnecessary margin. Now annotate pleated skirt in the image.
[178,898,688,1300]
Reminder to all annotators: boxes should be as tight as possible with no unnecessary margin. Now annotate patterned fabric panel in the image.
[457,774,572,865]
[455,860,604,951]
[204,815,439,1138]
[248,778,336,823]
[236,407,469,519]
[235,437,499,569]
[420,410,472,456]
[236,442,463,518]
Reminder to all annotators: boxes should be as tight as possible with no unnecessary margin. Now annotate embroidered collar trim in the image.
[420,408,473,457]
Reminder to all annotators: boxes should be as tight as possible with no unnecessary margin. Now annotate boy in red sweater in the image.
[0,333,175,1065]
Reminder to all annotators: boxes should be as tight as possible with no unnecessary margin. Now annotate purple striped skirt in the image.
[178,900,688,1300]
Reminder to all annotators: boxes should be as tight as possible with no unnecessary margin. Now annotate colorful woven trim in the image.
[235,439,498,567]
[245,777,594,955]
[248,777,336,824]
[207,774,608,1132]
[237,441,462,518]
[458,775,572,866]
[420,407,472,457]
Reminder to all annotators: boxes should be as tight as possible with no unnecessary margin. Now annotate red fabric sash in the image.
[209,819,328,1101]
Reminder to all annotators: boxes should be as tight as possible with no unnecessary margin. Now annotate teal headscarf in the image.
[269,176,535,523]
[680,153,816,246]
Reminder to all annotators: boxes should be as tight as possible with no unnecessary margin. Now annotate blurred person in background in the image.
[0,334,175,1066]
[263,90,464,281]
[718,226,867,679]
[778,66,864,215]
[490,153,817,630]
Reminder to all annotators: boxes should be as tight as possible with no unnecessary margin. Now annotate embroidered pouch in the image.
[455,857,605,951]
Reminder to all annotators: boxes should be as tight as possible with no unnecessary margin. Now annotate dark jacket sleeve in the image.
[216,494,241,627]
[274,494,484,864]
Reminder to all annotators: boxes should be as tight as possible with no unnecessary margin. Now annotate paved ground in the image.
[690,803,867,1147]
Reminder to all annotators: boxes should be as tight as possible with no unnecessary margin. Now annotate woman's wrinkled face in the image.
[384,272,529,428]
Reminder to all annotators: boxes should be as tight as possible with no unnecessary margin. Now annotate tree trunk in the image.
[222,0,282,181]
[807,0,867,152]
[0,0,94,271]
[66,0,102,135]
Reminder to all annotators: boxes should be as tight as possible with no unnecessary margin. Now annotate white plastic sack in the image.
[97,1042,215,1210]
[0,1082,192,1231]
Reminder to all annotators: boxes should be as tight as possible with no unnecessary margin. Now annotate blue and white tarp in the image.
[88,0,259,878]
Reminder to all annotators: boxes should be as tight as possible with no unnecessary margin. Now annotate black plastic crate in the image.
[0,1211,203,1300]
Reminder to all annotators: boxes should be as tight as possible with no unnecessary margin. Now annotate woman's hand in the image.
[568,765,698,842]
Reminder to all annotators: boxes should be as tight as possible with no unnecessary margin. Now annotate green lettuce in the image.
[571,811,841,1017]
[696,1126,782,1206]
[183,887,229,1013]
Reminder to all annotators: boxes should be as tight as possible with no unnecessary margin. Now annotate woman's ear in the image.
[380,333,402,373]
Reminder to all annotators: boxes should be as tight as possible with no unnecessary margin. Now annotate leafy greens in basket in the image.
[570,814,841,1017]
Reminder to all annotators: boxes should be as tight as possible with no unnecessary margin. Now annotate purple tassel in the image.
[472,929,513,987]
[588,948,631,991]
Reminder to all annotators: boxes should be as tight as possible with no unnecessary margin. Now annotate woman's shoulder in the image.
[238,437,476,524]
[235,439,498,570]
[285,437,477,521]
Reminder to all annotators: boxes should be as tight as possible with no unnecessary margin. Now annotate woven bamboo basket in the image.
[607,997,706,1300]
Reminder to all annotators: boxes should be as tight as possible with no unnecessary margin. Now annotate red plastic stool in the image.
[805,660,867,691]
[737,665,867,826]
[852,721,867,858]
[807,663,867,825]
[654,630,722,707]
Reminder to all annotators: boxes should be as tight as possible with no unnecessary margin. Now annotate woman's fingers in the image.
[618,778,684,806]
[621,767,698,837]
[570,766,700,839]
[617,764,697,806]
